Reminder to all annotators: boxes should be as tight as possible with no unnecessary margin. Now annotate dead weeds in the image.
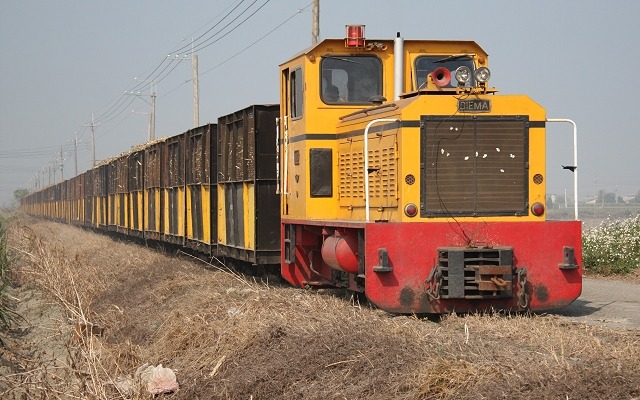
[1,215,639,399]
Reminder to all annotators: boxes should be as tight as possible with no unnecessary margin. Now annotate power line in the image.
[91,57,180,129]
[92,1,269,128]
[25,1,295,182]
[130,0,269,94]
[93,61,175,126]
[201,1,310,75]
[169,0,250,56]
[91,0,240,125]
[95,108,136,139]
[185,0,271,56]
[94,96,138,126]
[92,1,277,130]
[91,0,256,126]
[130,58,180,94]
[162,2,312,99]
[106,1,254,101]
[0,145,69,158]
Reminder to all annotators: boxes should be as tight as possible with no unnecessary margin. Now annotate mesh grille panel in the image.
[422,116,528,216]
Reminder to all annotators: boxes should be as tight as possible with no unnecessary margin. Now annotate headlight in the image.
[474,67,491,83]
[454,66,471,84]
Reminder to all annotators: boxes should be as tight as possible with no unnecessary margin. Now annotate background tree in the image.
[13,188,29,202]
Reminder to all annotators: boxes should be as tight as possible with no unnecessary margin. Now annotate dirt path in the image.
[552,278,640,329]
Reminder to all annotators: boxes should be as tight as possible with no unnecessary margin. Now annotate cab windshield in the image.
[321,56,382,104]
[415,55,476,90]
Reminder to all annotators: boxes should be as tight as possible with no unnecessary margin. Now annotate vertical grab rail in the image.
[546,118,578,220]
[275,117,280,194]
[364,118,400,222]
[282,116,290,196]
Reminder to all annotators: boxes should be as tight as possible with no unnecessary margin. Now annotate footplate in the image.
[437,247,514,299]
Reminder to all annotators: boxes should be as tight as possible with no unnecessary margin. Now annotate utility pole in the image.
[192,39,199,127]
[84,114,98,167]
[73,134,78,176]
[169,44,199,127]
[593,172,597,211]
[91,114,96,167]
[311,0,320,45]
[126,82,156,142]
[150,81,156,141]
[60,147,64,181]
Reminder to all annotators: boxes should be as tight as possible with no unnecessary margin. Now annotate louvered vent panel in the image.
[369,147,396,199]
[339,150,364,199]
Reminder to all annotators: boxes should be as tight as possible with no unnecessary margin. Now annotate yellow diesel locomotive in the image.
[278,26,581,313]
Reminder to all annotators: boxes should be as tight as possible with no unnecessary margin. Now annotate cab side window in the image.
[321,56,382,104]
[290,67,303,119]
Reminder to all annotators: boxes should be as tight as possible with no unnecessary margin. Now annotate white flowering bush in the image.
[582,214,640,274]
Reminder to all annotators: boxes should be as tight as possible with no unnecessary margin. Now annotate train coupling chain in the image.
[425,266,443,301]
[490,276,509,289]
[516,267,529,310]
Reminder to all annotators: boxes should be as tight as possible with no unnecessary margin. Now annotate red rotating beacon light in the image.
[345,25,365,48]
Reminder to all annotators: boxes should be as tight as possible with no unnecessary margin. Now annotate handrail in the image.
[546,118,578,220]
[363,118,400,221]
[282,116,290,195]
[275,117,280,194]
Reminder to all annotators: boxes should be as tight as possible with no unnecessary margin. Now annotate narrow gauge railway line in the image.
[21,27,582,315]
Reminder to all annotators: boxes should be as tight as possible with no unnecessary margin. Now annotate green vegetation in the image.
[1,216,19,345]
[13,188,29,203]
[582,213,640,275]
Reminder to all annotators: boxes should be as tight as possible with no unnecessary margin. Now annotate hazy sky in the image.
[1,1,639,207]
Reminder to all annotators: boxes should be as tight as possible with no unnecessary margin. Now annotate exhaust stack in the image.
[394,32,404,100]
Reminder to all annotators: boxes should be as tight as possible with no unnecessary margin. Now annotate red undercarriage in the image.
[281,220,582,314]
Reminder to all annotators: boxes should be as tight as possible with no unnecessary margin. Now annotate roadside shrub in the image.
[0,217,7,275]
[582,213,640,274]
[1,216,19,345]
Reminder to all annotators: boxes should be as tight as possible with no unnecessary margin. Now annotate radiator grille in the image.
[422,116,529,216]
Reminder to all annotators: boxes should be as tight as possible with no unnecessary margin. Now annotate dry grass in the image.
[1,215,639,399]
